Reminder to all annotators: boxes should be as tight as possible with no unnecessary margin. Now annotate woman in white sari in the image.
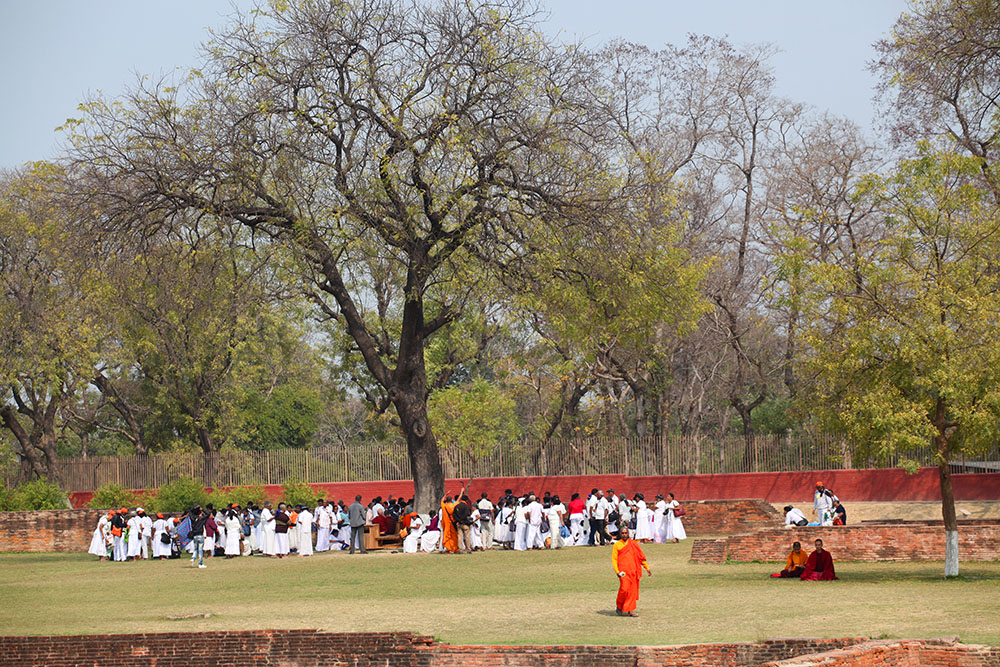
[653,495,668,544]
[224,510,242,557]
[633,494,653,542]
[260,502,277,556]
[403,514,424,553]
[88,512,112,559]
[665,492,687,542]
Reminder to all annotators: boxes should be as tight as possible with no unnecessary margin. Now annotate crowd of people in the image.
[86,486,689,564]
[783,482,847,527]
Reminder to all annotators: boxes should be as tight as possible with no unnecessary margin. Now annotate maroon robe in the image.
[800,548,837,580]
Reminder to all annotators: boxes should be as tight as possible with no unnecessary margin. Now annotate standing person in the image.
[653,495,668,544]
[110,508,128,562]
[477,493,495,549]
[250,503,263,553]
[274,503,291,558]
[591,490,611,546]
[152,513,172,560]
[348,495,367,555]
[261,502,277,557]
[439,481,469,554]
[544,500,564,549]
[204,508,219,558]
[813,482,837,525]
[513,497,530,551]
[315,500,332,552]
[88,512,113,560]
[126,510,143,560]
[452,495,474,553]
[526,495,544,549]
[567,493,586,546]
[665,493,686,543]
[138,509,153,560]
[224,509,242,558]
[612,525,651,617]
[633,495,652,542]
[188,506,209,568]
[297,505,313,556]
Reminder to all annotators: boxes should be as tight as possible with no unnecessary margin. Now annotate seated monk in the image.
[372,508,394,536]
[771,541,808,578]
[800,538,838,580]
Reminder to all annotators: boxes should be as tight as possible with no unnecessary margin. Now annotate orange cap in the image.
[119,507,128,512]
[815,482,823,487]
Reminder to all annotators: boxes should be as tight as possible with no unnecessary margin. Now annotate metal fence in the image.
[19,433,999,493]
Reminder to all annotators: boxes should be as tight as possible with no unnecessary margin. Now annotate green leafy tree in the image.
[87,483,142,509]
[428,379,521,463]
[805,147,1000,576]
[152,477,207,513]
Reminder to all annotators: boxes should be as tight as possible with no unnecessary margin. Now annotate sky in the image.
[0,1,910,170]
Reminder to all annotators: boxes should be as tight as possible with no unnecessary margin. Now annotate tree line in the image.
[2,0,997,574]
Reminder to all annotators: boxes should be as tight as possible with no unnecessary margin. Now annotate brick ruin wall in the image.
[0,632,997,667]
[689,521,1000,564]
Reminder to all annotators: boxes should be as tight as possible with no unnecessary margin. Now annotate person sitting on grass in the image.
[800,538,838,580]
[771,541,808,578]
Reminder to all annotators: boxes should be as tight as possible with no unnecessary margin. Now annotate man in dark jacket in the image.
[348,495,367,554]
[188,506,209,568]
[453,495,474,553]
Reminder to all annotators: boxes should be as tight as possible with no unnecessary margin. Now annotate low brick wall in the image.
[1,633,996,667]
[680,499,782,536]
[766,638,1000,666]
[690,521,1000,564]
[0,508,107,552]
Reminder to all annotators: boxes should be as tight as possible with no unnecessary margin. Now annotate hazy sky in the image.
[0,1,909,170]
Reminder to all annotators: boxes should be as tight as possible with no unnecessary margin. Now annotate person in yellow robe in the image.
[771,541,809,578]
[439,480,470,554]
[612,525,651,616]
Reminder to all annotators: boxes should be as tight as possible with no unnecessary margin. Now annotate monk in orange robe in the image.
[612,525,651,616]
[439,481,469,554]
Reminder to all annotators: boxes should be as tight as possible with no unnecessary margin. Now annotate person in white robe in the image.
[224,511,242,557]
[88,512,112,559]
[544,502,564,548]
[260,502,277,556]
[139,510,153,559]
[513,499,529,551]
[250,505,262,552]
[469,508,484,550]
[125,512,143,559]
[210,509,226,556]
[403,514,423,553]
[288,508,300,553]
[330,527,349,550]
[420,512,442,552]
[151,514,172,559]
[297,508,313,556]
[665,493,687,542]
[633,496,653,542]
[653,495,668,544]
[315,501,332,552]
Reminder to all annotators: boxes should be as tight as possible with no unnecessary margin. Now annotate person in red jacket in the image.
[801,538,838,580]
[612,525,652,616]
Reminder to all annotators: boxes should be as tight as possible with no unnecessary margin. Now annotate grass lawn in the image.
[1,542,997,645]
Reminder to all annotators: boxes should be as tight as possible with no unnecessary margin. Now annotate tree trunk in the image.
[391,274,444,515]
[936,435,959,577]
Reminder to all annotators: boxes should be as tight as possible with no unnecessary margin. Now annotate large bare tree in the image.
[70,0,612,512]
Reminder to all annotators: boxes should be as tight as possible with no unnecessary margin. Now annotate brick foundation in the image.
[689,521,1000,564]
[0,508,107,552]
[0,633,995,667]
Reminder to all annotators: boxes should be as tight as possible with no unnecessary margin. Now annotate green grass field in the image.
[1,543,997,645]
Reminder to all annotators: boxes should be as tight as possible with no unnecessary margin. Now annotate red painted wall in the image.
[68,468,1000,509]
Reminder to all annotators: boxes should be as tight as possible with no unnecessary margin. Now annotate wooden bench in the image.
[366,523,403,550]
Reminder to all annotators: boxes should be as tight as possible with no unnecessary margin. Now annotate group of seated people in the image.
[771,539,837,580]
[784,500,847,527]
